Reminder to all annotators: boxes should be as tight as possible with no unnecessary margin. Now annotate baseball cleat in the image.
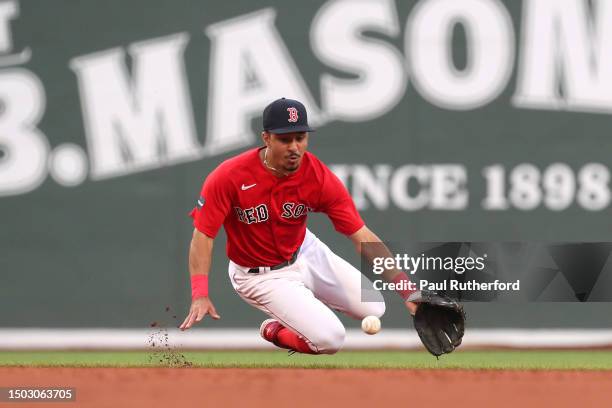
[260,319,286,348]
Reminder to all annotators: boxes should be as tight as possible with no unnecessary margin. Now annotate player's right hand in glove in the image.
[179,296,221,330]
[407,290,465,357]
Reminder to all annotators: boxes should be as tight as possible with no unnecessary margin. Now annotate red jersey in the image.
[189,147,364,267]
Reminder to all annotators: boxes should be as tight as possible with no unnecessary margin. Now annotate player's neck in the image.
[260,147,297,177]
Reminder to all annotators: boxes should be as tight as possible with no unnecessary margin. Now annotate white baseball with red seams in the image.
[361,315,381,335]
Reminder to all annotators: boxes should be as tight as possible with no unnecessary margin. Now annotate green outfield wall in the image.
[1,0,612,328]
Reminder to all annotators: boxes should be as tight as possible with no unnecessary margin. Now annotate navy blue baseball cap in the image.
[262,97,316,134]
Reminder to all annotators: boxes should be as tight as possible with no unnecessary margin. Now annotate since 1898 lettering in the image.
[331,162,611,212]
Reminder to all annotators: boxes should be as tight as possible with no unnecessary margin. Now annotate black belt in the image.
[248,250,299,274]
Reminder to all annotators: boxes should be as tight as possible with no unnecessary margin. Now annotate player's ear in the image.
[261,131,270,146]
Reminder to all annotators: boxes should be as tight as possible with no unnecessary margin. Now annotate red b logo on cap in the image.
[287,107,299,123]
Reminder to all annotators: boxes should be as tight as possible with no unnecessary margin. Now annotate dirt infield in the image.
[0,368,610,407]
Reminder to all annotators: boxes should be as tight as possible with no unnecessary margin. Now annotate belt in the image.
[247,250,299,274]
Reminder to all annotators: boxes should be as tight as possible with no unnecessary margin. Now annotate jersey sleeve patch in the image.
[196,196,205,209]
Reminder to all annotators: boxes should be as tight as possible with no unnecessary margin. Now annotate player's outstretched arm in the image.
[179,229,221,330]
[349,226,465,356]
[348,225,418,315]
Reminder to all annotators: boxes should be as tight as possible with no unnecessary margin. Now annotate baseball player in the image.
[180,98,464,356]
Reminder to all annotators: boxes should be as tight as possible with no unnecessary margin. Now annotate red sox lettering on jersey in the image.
[234,202,311,224]
[190,147,363,268]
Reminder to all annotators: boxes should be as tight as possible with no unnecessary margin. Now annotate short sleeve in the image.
[317,168,364,236]
[189,169,233,238]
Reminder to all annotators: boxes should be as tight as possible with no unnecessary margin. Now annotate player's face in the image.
[265,132,309,173]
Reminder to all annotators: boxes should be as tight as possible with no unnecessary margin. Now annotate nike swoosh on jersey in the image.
[241,183,257,190]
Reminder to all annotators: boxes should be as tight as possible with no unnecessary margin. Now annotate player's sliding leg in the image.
[228,262,346,354]
[259,318,315,354]
[299,229,386,319]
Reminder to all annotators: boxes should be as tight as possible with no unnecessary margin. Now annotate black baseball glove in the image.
[408,290,465,357]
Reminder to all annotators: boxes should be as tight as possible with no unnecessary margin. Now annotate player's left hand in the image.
[179,296,221,331]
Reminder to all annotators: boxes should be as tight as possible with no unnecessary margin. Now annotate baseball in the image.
[361,316,381,335]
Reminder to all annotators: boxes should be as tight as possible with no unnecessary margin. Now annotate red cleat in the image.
[259,319,286,348]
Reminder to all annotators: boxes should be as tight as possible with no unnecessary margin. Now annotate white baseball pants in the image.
[228,229,385,354]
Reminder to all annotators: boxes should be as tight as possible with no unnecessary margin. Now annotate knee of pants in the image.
[310,322,346,354]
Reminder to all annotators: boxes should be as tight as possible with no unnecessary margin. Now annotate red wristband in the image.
[191,275,209,300]
[392,272,415,300]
